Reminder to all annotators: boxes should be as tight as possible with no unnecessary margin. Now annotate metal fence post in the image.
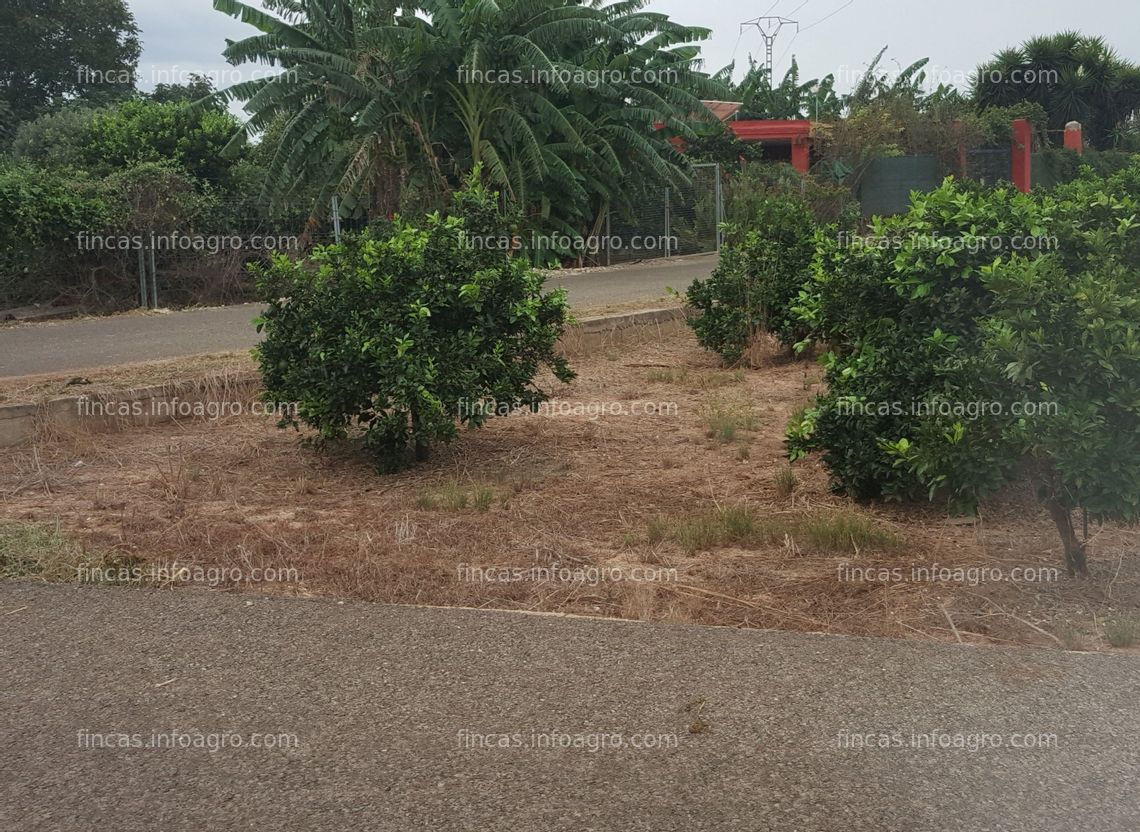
[332,196,342,244]
[137,245,148,309]
[605,210,611,267]
[715,162,724,253]
[149,240,158,309]
[664,188,671,259]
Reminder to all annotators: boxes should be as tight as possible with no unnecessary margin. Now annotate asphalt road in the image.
[2,582,1137,832]
[0,255,715,378]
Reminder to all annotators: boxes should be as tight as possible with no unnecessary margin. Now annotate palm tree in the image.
[975,31,1140,149]
[210,0,723,245]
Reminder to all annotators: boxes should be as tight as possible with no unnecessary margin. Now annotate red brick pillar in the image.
[1011,118,1032,193]
[1064,121,1084,155]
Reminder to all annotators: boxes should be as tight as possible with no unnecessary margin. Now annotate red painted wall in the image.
[1011,118,1032,193]
[728,120,813,173]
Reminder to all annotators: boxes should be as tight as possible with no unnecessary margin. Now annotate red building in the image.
[696,100,813,173]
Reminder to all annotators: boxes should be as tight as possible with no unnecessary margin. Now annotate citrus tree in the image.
[980,165,1140,575]
[253,174,574,472]
[787,166,1140,576]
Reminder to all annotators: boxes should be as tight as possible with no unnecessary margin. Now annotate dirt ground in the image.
[2,330,1137,651]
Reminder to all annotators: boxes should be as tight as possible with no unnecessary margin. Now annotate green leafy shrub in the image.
[724,162,857,227]
[790,167,1140,575]
[12,97,244,183]
[1096,151,1137,180]
[79,98,243,183]
[3,96,277,310]
[686,193,819,362]
[253,176,575,472]
[0,161,113,306]
[787,178,1053,509]
[10,104,104,168]
[0,159,238,308]
[980,184,1140,575]
[684,122,765,167]
[976,102,1049,145]
[1033,147,1084,189]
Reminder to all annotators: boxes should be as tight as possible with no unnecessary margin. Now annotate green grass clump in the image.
[651,506,900,555]
[672,506,768,554]
[649,368,746,389]
[1104,617,1139,648]
[673,515,724,554]
[472,487,495,512]
[701,395,757,444]
[647,517,670,544]
[647,367,689,384]
[414,482,500,512]
[718,505,756,541]
[0,521,134,582]
[798,511,900,552]
[774,468,797,498]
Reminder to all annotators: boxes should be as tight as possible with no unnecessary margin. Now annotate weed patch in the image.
[657,506,900,555]
[414,482,500,512]
[1104,617,1139,648]
[701,395,757,444]
[0,521,135,582]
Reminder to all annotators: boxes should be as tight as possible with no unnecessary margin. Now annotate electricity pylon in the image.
[740,16,799,78]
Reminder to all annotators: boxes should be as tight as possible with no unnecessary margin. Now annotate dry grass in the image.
[2,330,1139,650]
[0,352,256,404]
[571,298,682,319]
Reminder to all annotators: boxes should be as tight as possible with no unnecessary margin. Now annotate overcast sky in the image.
[126,0,1140,103]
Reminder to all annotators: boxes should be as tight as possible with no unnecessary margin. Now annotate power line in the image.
[799,0,854,33]
[729,27,746,70]
[772,0,809,71]
[775,30,800,71]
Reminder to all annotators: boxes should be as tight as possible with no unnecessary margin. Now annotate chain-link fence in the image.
[671,163,723,256]
[965,148,1014,187]
[1,215,316,314]
[602,162,723,266]
[2,165,728,313]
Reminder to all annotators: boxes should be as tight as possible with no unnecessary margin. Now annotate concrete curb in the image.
[558,307,688,355]
[0,307,690,448]
[573,307,686,333]
[0,374,261,449]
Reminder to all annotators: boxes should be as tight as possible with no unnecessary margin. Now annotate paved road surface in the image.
[2,582,1137,832]
[0,255,715,378]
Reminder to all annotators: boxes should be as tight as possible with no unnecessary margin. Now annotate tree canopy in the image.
[0,0,141,123]
[975,31,1140,150]
[210,0,724,242]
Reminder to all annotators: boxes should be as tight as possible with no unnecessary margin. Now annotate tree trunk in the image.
[409,405,430,463]
[1044,497,1089,577]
